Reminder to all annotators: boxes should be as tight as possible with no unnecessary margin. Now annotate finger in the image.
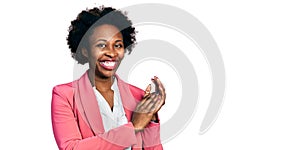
[144,84,151,97]
[145,94,160,111]
[156,77,165,94]
[138,93,156,112]
[148,97,161,113]
[149,95,162,112]
[152,96,165,113]
[139,94,157,113]
[137,94,151,108]
[145,93,157,106]
[151,76,160,94]
[152,76,166,98]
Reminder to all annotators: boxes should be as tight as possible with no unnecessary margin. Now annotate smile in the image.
[99,60,117,70]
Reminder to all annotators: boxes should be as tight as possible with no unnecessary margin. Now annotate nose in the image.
[104,45,117,58]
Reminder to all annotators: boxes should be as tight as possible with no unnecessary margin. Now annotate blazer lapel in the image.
[73,72,143,135]
[74,71,104,135]
[115,75,140,122]
[116,75,145,149]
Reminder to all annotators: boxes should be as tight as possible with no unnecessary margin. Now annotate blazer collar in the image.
[115,74,140,122]
[74,71,139,135]
[74,71,104,134]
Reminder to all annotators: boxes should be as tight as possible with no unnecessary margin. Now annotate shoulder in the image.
[52,71,88,95]
[52,81,75,104]
[52,81,74,95]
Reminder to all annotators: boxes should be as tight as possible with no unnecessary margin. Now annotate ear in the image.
[81,48,88,58]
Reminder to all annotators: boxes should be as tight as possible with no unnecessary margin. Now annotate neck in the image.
[88,70,114,92]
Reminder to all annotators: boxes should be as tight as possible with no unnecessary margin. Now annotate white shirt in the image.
[93,79,131,149]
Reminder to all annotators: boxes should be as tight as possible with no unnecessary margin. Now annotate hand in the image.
[148,76,166,121]
[131,76,166,132]
[151,76,166,113]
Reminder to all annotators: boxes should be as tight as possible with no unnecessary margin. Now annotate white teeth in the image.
[100,61,116,67]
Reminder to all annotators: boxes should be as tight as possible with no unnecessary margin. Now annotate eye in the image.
[114,43,123,48]
[96,43,106,48]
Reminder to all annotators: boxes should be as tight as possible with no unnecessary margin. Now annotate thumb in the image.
[144,84,151,96]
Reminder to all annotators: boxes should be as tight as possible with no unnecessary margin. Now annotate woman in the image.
[51,6,165,150]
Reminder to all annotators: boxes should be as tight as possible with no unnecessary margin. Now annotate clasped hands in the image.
[131,76,166,132]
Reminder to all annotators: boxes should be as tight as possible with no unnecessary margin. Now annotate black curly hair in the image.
[67,6,136,64]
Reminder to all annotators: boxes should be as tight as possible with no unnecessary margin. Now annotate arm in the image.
[132,77,165,150]
[51,86,137,150]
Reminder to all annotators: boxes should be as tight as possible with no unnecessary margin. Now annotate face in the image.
[82,24,125,79]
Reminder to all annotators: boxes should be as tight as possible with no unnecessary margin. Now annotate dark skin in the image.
[132,76,166,131]
[82,24,166,132]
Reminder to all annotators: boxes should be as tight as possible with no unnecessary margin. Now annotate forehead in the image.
[89,24,123,41]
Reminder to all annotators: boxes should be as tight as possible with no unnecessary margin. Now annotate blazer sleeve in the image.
[129,85,163,150]
[51,85,138,150]
[141,121,163,150]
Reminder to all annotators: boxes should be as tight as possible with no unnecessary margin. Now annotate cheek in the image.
[119,50,125,60]
[90,49,102,60]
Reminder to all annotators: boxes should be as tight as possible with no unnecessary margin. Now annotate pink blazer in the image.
[51,71,163,150]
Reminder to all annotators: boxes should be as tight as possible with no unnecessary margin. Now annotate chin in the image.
[95,69,116,79]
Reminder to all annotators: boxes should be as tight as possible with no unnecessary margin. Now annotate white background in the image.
[0,0,299,149]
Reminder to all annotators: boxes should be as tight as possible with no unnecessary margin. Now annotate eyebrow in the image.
[115,40,123,43]
[96,39,107,42]
[95,39,123,42]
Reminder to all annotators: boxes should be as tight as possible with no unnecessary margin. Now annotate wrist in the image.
[132,122,144,133]
[134,128,144,133]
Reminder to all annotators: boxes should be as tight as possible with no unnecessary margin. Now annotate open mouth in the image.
[99,60,118,70]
